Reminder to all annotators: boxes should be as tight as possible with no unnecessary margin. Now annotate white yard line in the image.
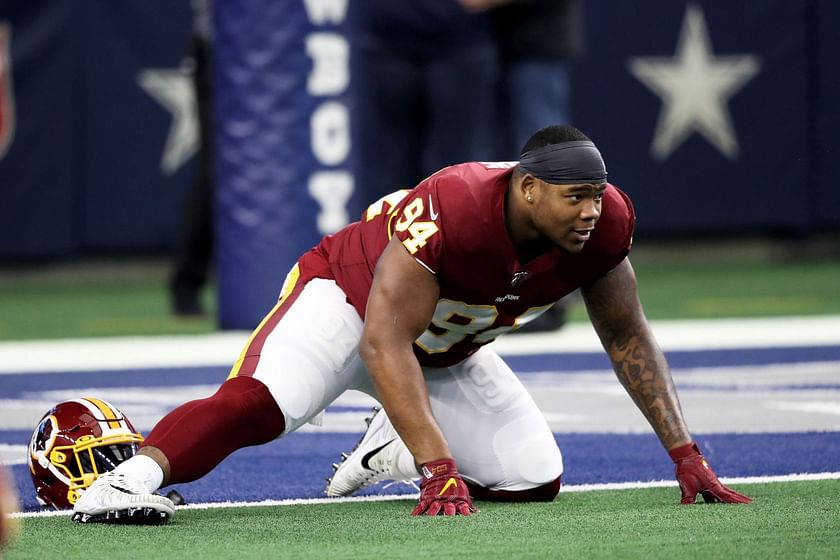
[1,315,839,374]
[10,471,840,519]
[492,315,840,355]
[0,332,250,374]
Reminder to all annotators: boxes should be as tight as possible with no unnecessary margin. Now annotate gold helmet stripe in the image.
[82,397,123,430]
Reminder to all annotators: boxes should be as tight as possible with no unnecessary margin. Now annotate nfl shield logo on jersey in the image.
[0,22,16,159]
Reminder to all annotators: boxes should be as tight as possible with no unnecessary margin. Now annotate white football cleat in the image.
[72,471,175,525]
[325,407,417,497]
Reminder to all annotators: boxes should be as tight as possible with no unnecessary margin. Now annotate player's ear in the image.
[519,172,537,200]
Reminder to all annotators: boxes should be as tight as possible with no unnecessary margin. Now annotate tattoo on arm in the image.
[583,261,690,449]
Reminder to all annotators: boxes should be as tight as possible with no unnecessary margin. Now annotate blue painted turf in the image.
[0,367,230,397]
[4,344,839,512]
[505,345,840,372]
[2,344,838,399]
[7,430,840,511]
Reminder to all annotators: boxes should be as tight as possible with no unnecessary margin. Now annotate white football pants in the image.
[245,278,563,491]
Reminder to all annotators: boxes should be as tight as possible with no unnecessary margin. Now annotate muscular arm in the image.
[582,258,691,450]
[360,237,450,464]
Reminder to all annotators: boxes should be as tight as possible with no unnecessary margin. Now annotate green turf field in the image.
[2,240,839,559]
[5,480,839,559]
[0,258,218,340]
[1,239,838,339]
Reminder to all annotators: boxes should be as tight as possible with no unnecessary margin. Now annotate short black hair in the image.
[520,125,591,156]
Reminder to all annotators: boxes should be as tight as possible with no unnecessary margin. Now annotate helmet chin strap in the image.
[41,457,71,487]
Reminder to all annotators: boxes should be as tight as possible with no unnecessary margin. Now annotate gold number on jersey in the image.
[402,222,439,254]
[472,304,553,343]
[365,190,410,221]
[394,197,439,255]
[415,299,498,354]
[394,198,423,230]
[416,300,554,353]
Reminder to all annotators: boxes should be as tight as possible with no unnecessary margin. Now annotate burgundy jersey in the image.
[305,162,635,367]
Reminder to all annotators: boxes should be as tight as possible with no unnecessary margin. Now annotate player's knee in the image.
[530,475,562,501]
[466,476,562,502]
[513,437,564,487]
[215,376,285,443]
[460,439,563,502]
[486,412,564,489]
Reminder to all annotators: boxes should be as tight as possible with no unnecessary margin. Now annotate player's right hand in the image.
[411,458,477,516]
[669,442,752,504]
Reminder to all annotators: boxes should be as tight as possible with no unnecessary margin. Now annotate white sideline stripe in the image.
[559,471,840,492]
[10,471,840,519]
[0,444,27,466]
[1,315,839,374]
[492,315,840,356]
[0,332,250,374]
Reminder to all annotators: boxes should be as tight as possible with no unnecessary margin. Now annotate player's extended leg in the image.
[327,346,562,502]
[74,276,367,524]
[140,376,286,485]
[72,377,287,525]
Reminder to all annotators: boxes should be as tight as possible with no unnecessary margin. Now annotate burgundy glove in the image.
[669,442,751,504]
[411,458,478,516]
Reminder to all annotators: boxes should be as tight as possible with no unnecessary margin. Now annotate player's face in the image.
[532,181,606,253]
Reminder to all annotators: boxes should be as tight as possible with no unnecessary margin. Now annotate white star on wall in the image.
[628,4,761,160]
[137,67,199,175]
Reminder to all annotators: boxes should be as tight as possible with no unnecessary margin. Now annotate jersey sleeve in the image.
[609,185,636,258]
[389,174,457,274]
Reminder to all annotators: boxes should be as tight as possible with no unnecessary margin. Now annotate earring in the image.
[526,195,534,203]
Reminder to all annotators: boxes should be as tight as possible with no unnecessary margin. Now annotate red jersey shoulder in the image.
[391,163,512,273]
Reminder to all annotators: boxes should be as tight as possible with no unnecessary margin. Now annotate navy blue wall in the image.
[816,0,840,229]
[572,0,830,235]
[0,0,193,257]
[0,1,77,256]
[0,1,837,260]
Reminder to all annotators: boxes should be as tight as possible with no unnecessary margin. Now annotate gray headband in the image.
[518,141,608,185]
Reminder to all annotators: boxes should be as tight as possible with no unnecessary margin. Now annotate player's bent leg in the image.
[326,346,564,499]
[464,477,561,502]
[426,346,564,499]
[323,407,561,501]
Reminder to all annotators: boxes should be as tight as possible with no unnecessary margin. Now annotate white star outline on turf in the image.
[628,3,761,160]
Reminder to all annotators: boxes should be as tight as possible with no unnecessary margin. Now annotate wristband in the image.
[668,442,701,462]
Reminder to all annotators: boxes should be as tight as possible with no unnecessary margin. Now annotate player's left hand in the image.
[669,442,752,504]
[411,458,478,516]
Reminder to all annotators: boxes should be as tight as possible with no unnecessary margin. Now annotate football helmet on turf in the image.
[28,398,143,509]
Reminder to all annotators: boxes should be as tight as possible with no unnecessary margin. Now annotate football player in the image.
[74,125,750,523]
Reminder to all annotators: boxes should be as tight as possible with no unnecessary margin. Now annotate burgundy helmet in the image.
[28,398,143,509]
